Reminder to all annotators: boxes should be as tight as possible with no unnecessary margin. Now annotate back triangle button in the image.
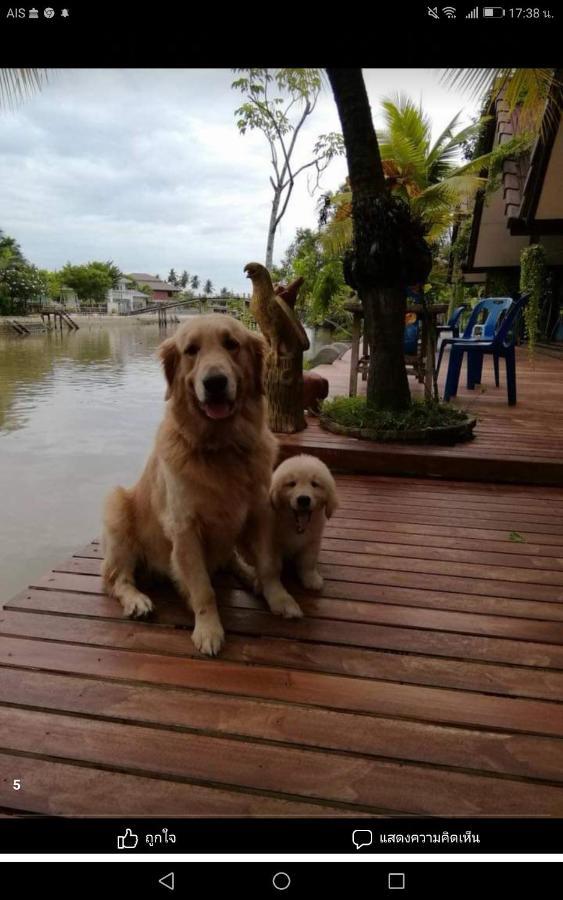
[158,872,175,891]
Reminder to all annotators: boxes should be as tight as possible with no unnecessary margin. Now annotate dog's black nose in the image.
[297,495,311,509]
[203,373,228,395]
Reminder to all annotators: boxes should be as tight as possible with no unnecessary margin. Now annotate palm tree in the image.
[322,94,489,255]
[204,279,213,296]
[327,68,416,411]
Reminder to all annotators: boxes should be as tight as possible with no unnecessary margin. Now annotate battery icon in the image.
[483,6,505,15]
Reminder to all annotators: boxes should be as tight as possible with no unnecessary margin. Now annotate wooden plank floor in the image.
[280,348,563,485]
[1,474,563,816]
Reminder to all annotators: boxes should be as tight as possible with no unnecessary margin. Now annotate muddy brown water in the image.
[0,319,171,600]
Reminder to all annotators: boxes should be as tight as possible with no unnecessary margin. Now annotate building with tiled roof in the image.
[128,273,182,302]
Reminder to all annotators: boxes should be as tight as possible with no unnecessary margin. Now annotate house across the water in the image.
[107,276,149,315]
[127,273,183,303]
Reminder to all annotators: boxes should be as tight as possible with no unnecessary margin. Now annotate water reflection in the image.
[0,320,173,600]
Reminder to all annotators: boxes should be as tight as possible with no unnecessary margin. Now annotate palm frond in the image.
[377,132,428,185]
[440,68,560,136]
[0,68,49,110]
[380,94,431,153]
[427,110,463,163]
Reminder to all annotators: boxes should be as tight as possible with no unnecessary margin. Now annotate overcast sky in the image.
[0,68,480,294]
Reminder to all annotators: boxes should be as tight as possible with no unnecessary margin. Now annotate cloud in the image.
[0,68,479,292]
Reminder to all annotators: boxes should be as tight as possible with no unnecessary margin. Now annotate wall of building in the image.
[536,120,563,219]
[473,189,529,268]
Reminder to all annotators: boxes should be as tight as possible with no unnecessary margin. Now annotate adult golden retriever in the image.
[270,454,338,596]
[101,314,301,657]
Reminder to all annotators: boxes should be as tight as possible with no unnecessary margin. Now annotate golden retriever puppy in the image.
[101,314,300,657]
[270,454,338,593]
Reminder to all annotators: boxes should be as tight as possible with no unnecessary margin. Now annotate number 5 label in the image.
[13,779,21,790]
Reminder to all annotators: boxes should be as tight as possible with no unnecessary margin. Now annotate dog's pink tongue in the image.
[203,401,232,420]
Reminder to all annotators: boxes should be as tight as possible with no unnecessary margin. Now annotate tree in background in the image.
[167,268,178,286]
[180,270,190,288]
[274,227,349,330]
[232,68,344,269]
[0,230,46,313]
[326,68,433,412]
[321,95,490,258]
[59,261,121,305]
[204,279,213,297]
[220,287,229,297]
[0,231,25,269]
[41,269,65,302]
[191,275,200,294]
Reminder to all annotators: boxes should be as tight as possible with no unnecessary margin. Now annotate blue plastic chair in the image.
[436,304,467,339]
[443,294,529,405]
[403,319,420,355]
[436,297,513,379]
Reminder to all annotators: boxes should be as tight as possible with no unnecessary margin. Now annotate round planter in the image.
[319,412,477,445]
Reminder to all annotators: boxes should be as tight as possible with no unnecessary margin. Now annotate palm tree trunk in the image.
[327,67,411,411]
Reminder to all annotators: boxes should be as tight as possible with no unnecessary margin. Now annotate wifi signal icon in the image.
[442,6,456,15]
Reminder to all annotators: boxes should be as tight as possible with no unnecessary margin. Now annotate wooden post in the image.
[264,350,306,433]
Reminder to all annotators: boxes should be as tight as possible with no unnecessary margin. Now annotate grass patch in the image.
[321,396,469,433]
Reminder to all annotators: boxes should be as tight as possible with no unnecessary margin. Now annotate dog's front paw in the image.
[300,569,324,591]
[121,592,154,619]
[192,617,225,657]
[268,590,303,619]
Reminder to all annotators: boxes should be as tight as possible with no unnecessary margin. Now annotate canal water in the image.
[0,317,335,600]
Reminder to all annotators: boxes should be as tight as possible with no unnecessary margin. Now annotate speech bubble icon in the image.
[352,829,373,850]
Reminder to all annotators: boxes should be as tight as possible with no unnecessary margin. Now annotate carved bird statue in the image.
[244,262,309,358]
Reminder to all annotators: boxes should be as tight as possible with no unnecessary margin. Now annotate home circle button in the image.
[272,872,291,891]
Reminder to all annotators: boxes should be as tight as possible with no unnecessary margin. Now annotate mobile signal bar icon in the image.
[443,6,456,16]
[466,6,479,16]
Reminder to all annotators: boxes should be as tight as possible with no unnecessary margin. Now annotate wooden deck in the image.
[1,474,563,817]
[281,347,563,485]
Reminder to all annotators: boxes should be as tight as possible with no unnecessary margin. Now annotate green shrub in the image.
[321,396,468,432]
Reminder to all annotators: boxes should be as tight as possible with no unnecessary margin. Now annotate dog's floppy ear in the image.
[159,337,179,401]
[249,331,267,396]
[269,468,283,510]
[269,482,281,510]
[324,474,339,519]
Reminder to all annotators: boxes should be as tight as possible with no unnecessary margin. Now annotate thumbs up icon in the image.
[117,828,139,850]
